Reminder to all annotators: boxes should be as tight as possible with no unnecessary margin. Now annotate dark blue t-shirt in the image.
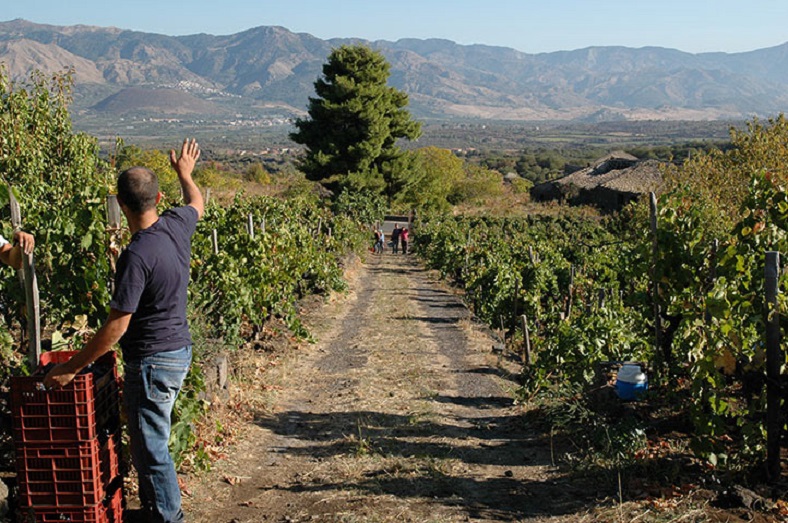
[110,206,198,361]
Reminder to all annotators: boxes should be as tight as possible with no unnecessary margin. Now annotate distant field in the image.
[412,119,740,150]
[74,112,742,154]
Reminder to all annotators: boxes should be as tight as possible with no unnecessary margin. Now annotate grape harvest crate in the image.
[17,481,123,523]
[10,350,124,523]
[15,430,122,508]
[10,351,120,443]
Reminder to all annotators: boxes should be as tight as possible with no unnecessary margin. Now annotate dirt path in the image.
[184,254,599,523]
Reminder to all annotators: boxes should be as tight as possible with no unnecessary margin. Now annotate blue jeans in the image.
[124,346,192,523]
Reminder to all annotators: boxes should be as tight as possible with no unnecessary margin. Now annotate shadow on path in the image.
[255,408,605,519]
[248,255,609,521]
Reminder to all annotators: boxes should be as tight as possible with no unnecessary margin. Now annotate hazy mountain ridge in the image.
[1,18,787,121]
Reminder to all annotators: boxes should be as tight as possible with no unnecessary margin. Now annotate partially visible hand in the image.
[13,231,34,255]
[169,138,201,178]
[43,363,77,390]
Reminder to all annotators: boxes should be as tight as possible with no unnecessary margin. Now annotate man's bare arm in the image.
[0,231,35,270]
[43,309,131,389]
[170,138,204,219]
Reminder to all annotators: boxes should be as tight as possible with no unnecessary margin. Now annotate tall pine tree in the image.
[290,45,421,196]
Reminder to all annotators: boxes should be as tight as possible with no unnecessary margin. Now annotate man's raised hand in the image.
[169,138,201,178]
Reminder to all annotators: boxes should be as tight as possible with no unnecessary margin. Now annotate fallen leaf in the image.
[178,476,192,497]
[224,475,242,486]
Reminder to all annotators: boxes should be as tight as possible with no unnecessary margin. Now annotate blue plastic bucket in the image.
[615,379,648,400]
[615,364,648,401]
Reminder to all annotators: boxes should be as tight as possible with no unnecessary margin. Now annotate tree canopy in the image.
[290,44,421,196]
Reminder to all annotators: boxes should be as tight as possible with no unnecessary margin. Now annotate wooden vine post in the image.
[704,239,719,325]
[464,229,471,275]
[565,264,575,320]
[764,251,783,483]
[9,187,41,368]
[649,192,663,378]
[247,214,255,239]
[106,195,122,229]
[212,229,219,255]
[512,277,519,330]
[106,195,122,294]
[520,314,532,367]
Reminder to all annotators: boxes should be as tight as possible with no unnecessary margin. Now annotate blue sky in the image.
[3,0,787,54]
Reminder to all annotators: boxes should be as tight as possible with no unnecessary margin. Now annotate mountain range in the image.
[1,18,787,122]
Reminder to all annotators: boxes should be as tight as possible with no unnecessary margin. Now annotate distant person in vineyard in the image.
[0,230,35,269]
[378,228,386,254]
[44,138,203,523]
[400,227,409,254]
[373,228,381,254]
[391,223,401,254]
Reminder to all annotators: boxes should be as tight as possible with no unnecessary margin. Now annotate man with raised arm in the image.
[45,138,203,523]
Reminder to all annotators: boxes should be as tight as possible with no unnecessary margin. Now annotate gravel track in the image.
[184,254,595,523]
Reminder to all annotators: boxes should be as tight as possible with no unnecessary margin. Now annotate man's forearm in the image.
[179,175,203,210]
[0,245,22,270]
[59,331,116,375]
[0,244,13,267]
[61,312,129,373]
[43,309,131,389]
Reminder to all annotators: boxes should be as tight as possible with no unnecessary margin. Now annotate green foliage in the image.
[169,362,209,470]
[393,147,504,213]
[662,115,788,233]
[683,168,788,464]
[416,117,788,472]
[114,140,181,198]
[193,163,243,191]
[0,68,369,472]
[622,116,788,467]
[509,150,567,183]
[189,194,362,344]
[0,68,114,334]
[290,44,421,196]
[333,188,386,226]
[509,177,533,195]
[0,327,20,382]
[536,384,648,469]
[415,214,643,387]
[116,144,244,195]
[395,147,464,213]
[244,162,271,185]
[448,163,503,205]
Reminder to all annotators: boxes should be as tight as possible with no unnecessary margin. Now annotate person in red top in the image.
[400,227,409,254]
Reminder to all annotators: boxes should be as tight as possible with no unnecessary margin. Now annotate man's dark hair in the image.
[117,167,159,213]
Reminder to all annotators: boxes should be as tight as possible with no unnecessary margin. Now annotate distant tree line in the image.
[470,141,729,184]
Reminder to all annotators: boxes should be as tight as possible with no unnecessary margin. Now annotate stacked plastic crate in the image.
[10,351,123,523]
